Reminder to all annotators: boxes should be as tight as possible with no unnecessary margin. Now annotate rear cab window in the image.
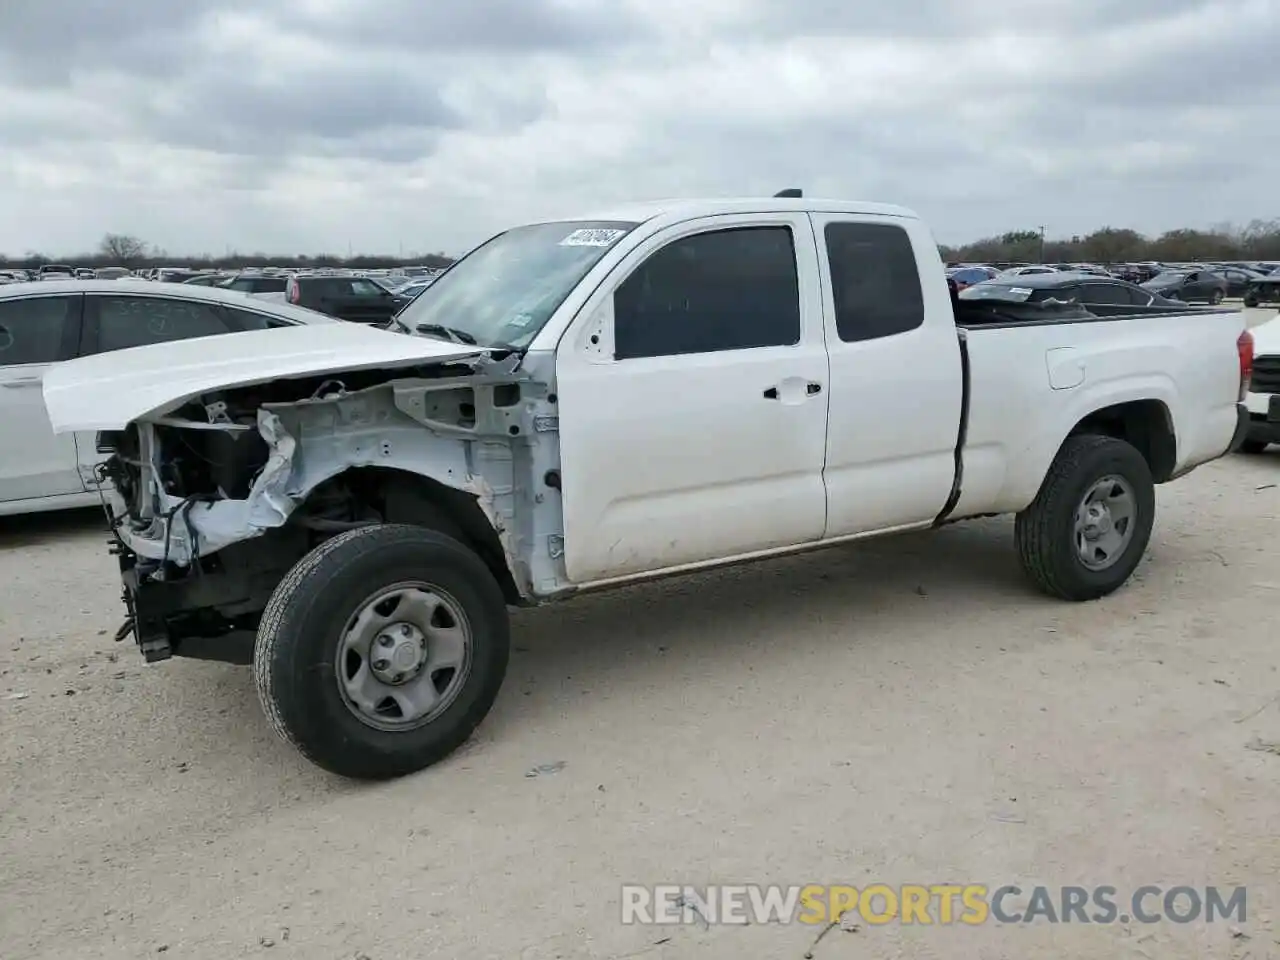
[822,222,924,342]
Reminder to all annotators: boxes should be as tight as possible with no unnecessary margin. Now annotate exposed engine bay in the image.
[96,354,563,663]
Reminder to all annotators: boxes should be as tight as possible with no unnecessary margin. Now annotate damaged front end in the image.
[98,353,556,663]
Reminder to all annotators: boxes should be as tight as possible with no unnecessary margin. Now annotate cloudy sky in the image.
[0,0,1275,258]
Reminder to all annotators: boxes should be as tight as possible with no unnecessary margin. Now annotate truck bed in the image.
[948,303,1246,519]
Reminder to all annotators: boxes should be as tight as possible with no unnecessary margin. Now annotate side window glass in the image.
[1127,286,1153,306]
[0,296,76,365]
[1083,283,1128,305]
[94,297,230,353]
[350,279,383,297]
[613,226,800,360]
[220,306,292,331]
[824,222,924,342]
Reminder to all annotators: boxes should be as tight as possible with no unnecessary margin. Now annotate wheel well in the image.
[300,466,522,605]
[1068,400,1176,482]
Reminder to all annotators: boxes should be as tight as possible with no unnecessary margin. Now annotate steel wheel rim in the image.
[334,581,473,732]
[1073,475,1137,571]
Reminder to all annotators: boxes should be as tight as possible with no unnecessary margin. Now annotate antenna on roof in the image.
[774,188,803,198]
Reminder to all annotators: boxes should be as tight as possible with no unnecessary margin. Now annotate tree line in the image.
[4,220,1280,272]
[941,219,1280,265]
[0,234,456,271]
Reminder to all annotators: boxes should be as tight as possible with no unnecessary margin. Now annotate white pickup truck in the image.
[1240,311,1280,452]
[43,196,1254,780]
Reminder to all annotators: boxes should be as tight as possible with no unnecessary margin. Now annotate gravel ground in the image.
[2,308,1279,960]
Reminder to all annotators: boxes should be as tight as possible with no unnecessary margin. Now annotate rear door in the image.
[809,215,963,538]
[0,294,85,502]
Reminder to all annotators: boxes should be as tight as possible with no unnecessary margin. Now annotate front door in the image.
[0,294,85,503]
[555,215,830,583]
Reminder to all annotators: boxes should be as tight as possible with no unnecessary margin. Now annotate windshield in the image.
[395,220,639,348]
[1149,272,1187,283]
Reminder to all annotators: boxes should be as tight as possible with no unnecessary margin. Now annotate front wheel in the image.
[1244,293,1259,307]
[1015,435,1155,601]
[254,524,510,779]
[1239,439,1270,455]
[1210,289,1224,305]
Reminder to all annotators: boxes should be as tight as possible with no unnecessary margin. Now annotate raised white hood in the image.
[42,322,484,433]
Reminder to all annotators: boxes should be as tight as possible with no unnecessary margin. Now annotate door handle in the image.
[764,381,823,401]
[1,377,41,388]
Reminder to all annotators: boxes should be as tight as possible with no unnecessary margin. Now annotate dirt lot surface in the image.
[3,309,1279,960]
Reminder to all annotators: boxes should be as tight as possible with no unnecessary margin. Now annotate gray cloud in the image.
[289,0,657,51]
[0,0,258,85]
[0,0,1276,256]
[137,60,464,159]
[730,0,1218,38]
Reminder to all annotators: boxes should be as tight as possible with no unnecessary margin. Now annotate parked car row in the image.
[957,270,1190,308]
[949,259,1280,306]
[2,263,447,326]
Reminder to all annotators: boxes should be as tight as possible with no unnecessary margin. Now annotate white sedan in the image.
[0,280,333,517]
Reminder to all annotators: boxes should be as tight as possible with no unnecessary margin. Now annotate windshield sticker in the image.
[560,228,626,247]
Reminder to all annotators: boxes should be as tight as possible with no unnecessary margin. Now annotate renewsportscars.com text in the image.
[620,884,1247,926]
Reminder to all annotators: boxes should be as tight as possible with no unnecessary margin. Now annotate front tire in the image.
[1015,435,1155,601]
[1239,439,1270,455]
[254,524,510,779]
[1210,289,1224,305]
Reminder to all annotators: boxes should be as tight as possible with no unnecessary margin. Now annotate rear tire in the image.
[1210,289,1224,305]
[254,524,510,779]
[1015,435,1155,601]
[1244,294,1259,307]
[1239,439,1270,455]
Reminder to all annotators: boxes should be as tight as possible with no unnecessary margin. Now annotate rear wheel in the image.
[1239,439,1270,455]
[1210,289,1224,305]
[1244,293,1259,307]
[254,524,510,779]
[1015,435,1155,601]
